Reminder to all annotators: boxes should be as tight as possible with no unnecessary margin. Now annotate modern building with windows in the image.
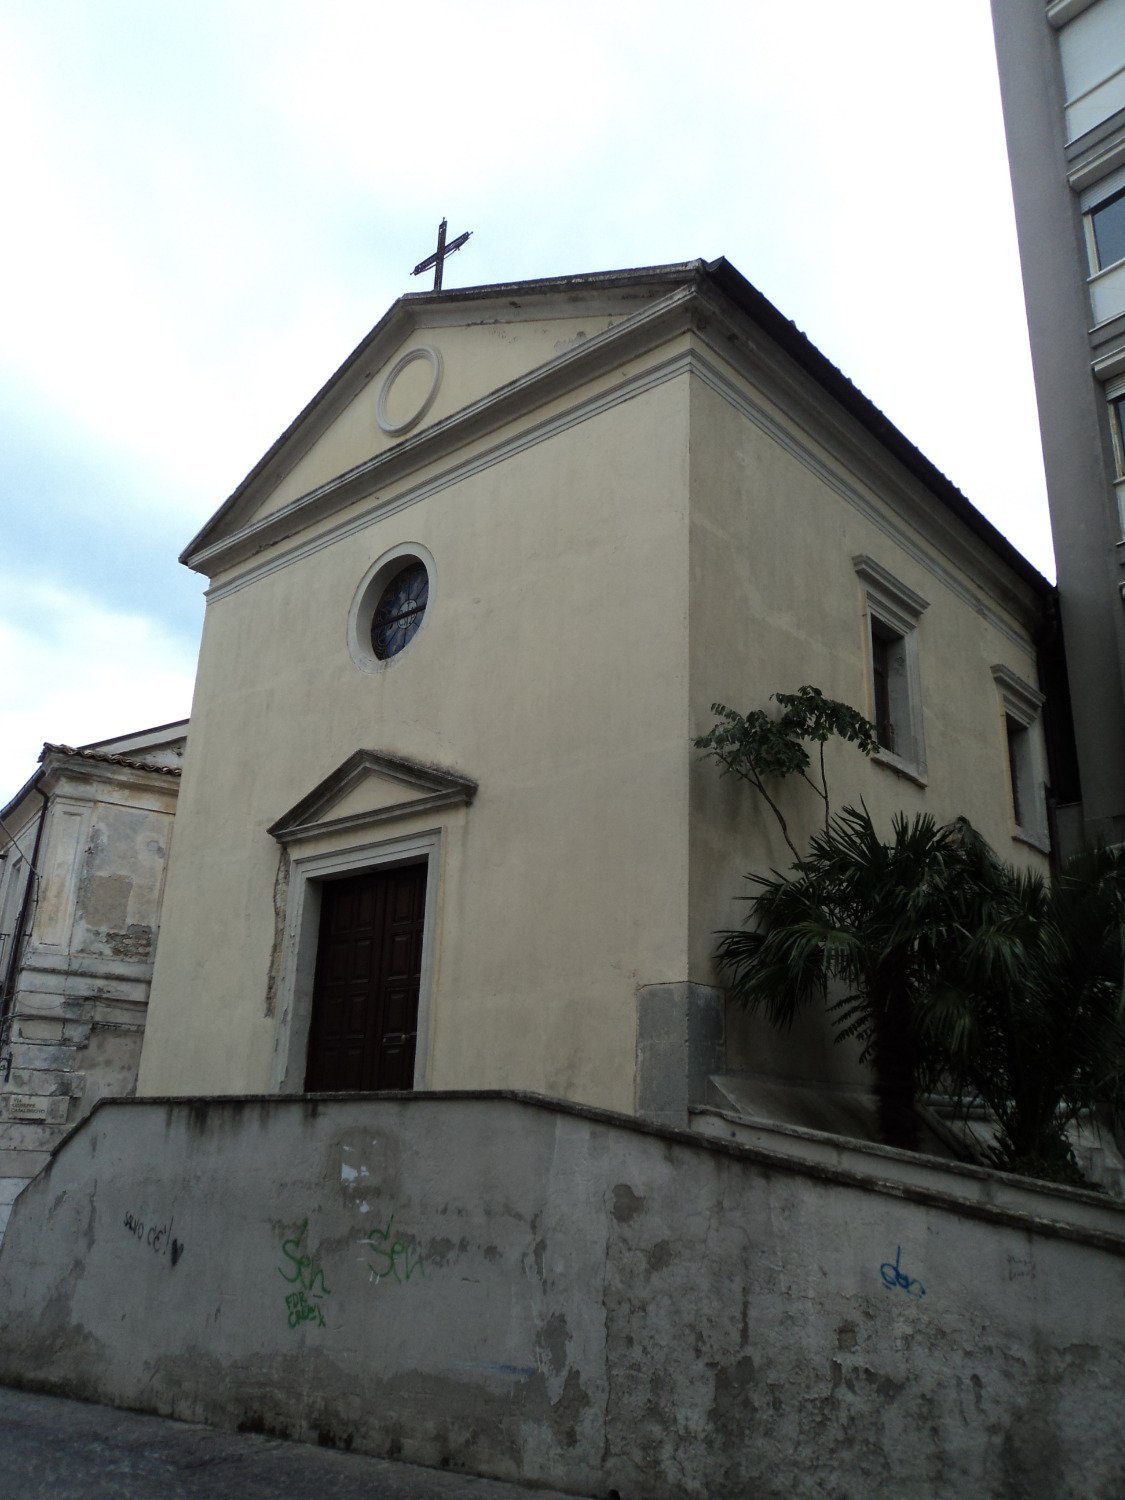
[991,0,1125,850]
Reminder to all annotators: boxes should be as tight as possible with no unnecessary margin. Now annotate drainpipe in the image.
[0,787,49,1077]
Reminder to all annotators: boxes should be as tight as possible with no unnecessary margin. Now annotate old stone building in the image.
[0,722,185,1239]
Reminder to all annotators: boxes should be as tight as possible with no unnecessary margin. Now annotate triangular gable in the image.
[267,750,477,846]
[181,256,1049,599]
[180,263,705,576]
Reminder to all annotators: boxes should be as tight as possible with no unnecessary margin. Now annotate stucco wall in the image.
[142,373,693,1110]
[684,350,1052,1085]
[142,282,1054,1121]
[0,1092,1120,1498]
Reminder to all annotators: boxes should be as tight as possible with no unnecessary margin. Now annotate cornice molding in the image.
[684,290,1043,634]
[686,350,1037,655]
[184,281,701,570]
[991,663,1046,725]
[205,343,1040,657]
[203,343,695,598]
[852,555,930,634]
[267,749,478,846]
[36,752,183,805]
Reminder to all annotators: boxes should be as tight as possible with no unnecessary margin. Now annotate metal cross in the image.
[411,218,472,292]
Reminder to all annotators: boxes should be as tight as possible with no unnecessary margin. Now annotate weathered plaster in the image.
[0,734,184,1237]
[0,1093,1120,1498]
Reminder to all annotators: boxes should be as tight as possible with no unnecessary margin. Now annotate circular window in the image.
[371,561,429,660]
[347,544,436,673]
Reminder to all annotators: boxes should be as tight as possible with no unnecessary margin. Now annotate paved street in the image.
[0,1386,594,1499]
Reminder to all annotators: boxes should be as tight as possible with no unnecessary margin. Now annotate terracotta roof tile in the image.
[39,744,183,777]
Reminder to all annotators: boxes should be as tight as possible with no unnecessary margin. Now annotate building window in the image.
[1005,715,1029,828]
[371,561,429,660]
[1110,390,1125,479]
[853,556,929,781]
[870,618,901,754]
[1089,185,1125,273]
[346,543,436,674]
[991,664,1049,851]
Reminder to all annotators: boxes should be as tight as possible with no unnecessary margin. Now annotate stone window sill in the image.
[871,748,928,790]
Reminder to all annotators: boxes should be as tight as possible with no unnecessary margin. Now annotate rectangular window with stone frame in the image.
[853,555,929,784]
[991,663,1050,853]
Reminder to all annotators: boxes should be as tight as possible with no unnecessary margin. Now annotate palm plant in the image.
[720,803,1125,1178]
[717,805,973,1151]
[925,843,1125,1182]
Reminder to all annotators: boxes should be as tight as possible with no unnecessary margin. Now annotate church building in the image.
[6,261,1122,1500]
[138,258,1054,1131]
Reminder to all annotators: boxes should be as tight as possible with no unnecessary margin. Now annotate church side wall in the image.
[0,1092,1120,1499]
[685,357,1051,1084]
[140,374,693,1112]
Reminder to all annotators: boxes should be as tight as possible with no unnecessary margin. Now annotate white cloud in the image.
[0,0,1055,636]
[0,576,196,806]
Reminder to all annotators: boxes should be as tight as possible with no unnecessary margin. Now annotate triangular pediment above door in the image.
[267,750,477,846]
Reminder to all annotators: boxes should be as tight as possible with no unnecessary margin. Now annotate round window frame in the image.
[375,346,443,436]
[347,543,436,674]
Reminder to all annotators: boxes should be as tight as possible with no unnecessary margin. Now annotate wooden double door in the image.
[304,862,427,1093]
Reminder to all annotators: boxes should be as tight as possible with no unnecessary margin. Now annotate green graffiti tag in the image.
[358,1213,426,1287]
[278,1217,332,1329]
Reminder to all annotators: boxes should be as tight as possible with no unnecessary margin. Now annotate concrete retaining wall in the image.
[0,1092,1121,1498]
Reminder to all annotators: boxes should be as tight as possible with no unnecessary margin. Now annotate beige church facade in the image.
[138,259,1053,1126]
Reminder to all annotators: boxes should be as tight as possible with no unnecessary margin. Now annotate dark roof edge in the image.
[703,257,1052,597]
[397,259,707,307]
[185,254,1050,597]
[79,719,190,752]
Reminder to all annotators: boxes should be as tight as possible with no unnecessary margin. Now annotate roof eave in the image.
[182,254,1050,599]
[702,257,1052,597]
[180,260,709,567]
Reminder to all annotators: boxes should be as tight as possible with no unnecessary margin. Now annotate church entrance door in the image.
[304,863,427,1092]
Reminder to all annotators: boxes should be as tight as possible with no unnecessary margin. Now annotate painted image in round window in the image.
[371,561,429,659]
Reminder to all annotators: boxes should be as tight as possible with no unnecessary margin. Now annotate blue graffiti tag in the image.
[879,1245,925,1300]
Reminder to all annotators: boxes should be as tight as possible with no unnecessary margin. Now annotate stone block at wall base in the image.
[635,982,724,1128]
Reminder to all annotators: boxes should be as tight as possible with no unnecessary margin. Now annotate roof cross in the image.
[411,218,472,292]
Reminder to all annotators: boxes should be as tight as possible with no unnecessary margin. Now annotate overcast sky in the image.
[0,0,1050,804]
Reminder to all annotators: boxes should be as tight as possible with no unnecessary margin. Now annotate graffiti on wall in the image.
[278,1217,332,1329]
[358,1212,426,1287]
[123,1210,184,1267]
[879,1245,925,1300]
